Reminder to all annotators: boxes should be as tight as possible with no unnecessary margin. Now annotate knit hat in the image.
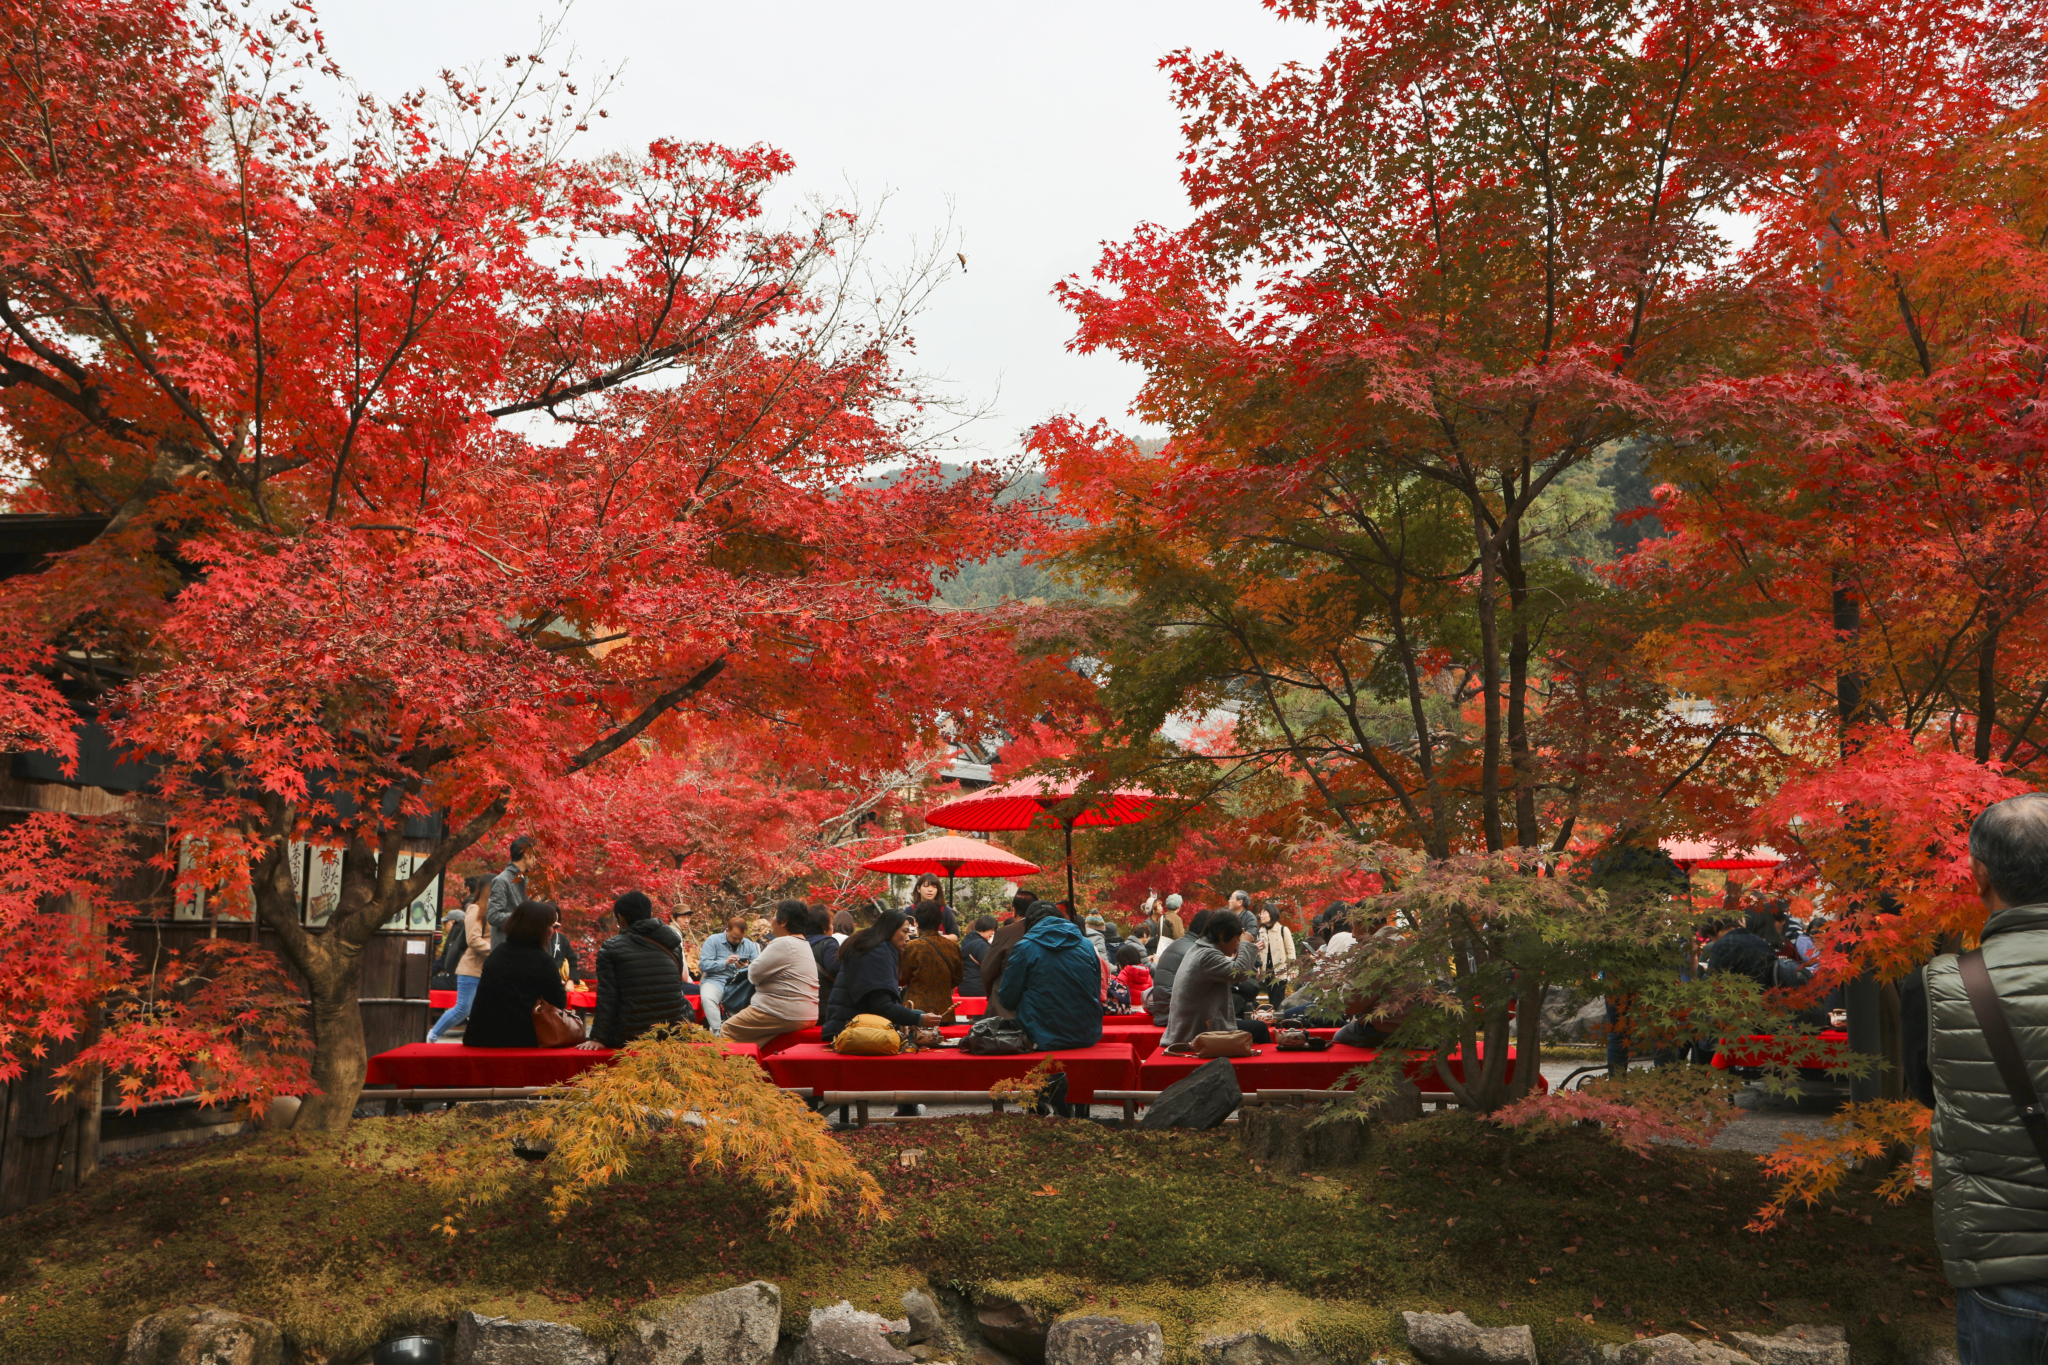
[1086,914,1105,929]
[1165,894,1183,910]
[613,890,654,922]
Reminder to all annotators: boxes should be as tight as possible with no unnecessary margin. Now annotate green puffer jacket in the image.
[1929,903,2048,1287]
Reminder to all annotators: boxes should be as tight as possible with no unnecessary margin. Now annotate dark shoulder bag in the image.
[1958,948,2048,1164]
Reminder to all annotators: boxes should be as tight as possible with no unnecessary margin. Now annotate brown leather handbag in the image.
[1193,1029,1257,1058]
[532,997,587,1047]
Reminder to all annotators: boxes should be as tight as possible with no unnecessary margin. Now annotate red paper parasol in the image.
[859,836,1041,905]
[924,775,1157,907]
[1661,840,1785,871]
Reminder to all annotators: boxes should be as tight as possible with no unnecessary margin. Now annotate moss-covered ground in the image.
[0,1111,1949,1365]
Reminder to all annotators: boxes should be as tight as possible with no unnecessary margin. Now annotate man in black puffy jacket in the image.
[578,891,687,1050]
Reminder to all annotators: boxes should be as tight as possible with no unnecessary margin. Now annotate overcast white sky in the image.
[312,1,1334,460]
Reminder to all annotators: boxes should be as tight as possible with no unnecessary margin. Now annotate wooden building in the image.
[0,514,440,1208]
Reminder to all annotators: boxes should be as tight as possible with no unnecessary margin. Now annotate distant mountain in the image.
[932,438,1164,608]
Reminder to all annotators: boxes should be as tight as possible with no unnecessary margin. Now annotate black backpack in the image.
[963,1016,1032,1055]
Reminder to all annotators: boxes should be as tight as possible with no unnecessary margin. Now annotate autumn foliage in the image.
[0,0,1066,1131]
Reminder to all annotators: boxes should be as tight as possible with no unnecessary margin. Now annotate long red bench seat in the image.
[365,1039,757,1089]
[762,1040,1138,1103]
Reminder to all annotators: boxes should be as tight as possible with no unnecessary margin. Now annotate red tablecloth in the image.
[425,987,702,1018]
[1136,1045,1541,1095]
[755,1026,824,1058]
[366,1039,757,1088]
[1713,1030,1850,1070]
[763,1041,1138,1102]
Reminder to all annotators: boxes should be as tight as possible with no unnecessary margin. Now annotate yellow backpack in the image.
[832,1013,904,1056]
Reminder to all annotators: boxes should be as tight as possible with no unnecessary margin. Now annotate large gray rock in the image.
[1616,1335,1756,1365]
[901,1288,973,1360]
[1400,1312,1538,1365]
[800,1305,915,1365]
[1201,1332,1308,1365]
[616,1281,783,1365]
[976,1297,1049,1364]
[1728,1326,1847,1365]
[121,1307,284,1365]
[1046,1318,1164,1365]
[451,1310,607,1365]
[1140,1057,1242,1130]
[1544,996,1607,1044]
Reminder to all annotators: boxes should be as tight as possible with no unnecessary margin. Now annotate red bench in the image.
[365,1039,756,1089]
[762,1041,1139,1103]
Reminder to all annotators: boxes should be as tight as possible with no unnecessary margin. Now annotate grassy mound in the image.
[0,1110,1949,1364]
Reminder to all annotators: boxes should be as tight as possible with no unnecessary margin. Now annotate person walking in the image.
[1254,902,1297,1009]
[484,836,535,948]
[426,876,492,1043]
[1929,794,2048,1365]
[575,891,687,1050]
[699,914,760,1035]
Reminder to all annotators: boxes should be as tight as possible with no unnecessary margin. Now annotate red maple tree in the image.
[0,0,1066,1128]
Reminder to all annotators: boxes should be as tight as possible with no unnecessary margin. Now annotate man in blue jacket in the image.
[997,902,1105,1051]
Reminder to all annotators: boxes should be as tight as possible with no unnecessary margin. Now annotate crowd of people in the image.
[420,842,1369,1058]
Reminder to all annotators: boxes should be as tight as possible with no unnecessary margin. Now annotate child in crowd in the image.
[1113,941,1153,1000]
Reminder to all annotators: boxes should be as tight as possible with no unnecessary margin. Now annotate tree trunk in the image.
[1974,617,2001,764]
[1474,523,1506,852]
[0,890,101,1209]
[295,946,369,1132]
[1509,973,1543,1101]
[1502,527,1539,848]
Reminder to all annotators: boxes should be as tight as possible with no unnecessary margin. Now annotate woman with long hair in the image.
[906,874,958,936]
[465,900,572,1048]
[820,909,942,1041]
[426,874,493,1043]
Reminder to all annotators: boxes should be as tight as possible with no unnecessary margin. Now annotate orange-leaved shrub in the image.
[432,1029,883,1231]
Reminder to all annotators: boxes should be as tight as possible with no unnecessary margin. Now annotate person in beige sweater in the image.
[719,900,821,1045]
[428,876,494,1042]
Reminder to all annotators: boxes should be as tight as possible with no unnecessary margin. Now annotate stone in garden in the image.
[1539,988,1587,1041]
[1201,1331,1309,1365]
[451,1310,607,1365]
[616,1280,783,1365]
[801,1305,914,1365]
[976,1296,1050,1364]
[1365,1081,1424,1125]
[121,1307,284,1365]
[1616,1334,1756,1365]
[1139,1057,1242,1130]
[1400,1311,1538,1365]
[1046,1317,1164,1365]
[1728,1325,1848,1365]
[903,1288,970,1358]
[1238,1102,1368,1173]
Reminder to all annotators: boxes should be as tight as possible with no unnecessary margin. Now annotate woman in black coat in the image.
[466,900,570,1048]
[819,910,943,1041]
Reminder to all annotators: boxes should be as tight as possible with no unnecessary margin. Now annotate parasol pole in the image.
[1063,818,1076,909]
[941,858,961,912]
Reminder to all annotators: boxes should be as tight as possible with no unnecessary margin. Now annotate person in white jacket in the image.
[1253,903,1297,1009]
